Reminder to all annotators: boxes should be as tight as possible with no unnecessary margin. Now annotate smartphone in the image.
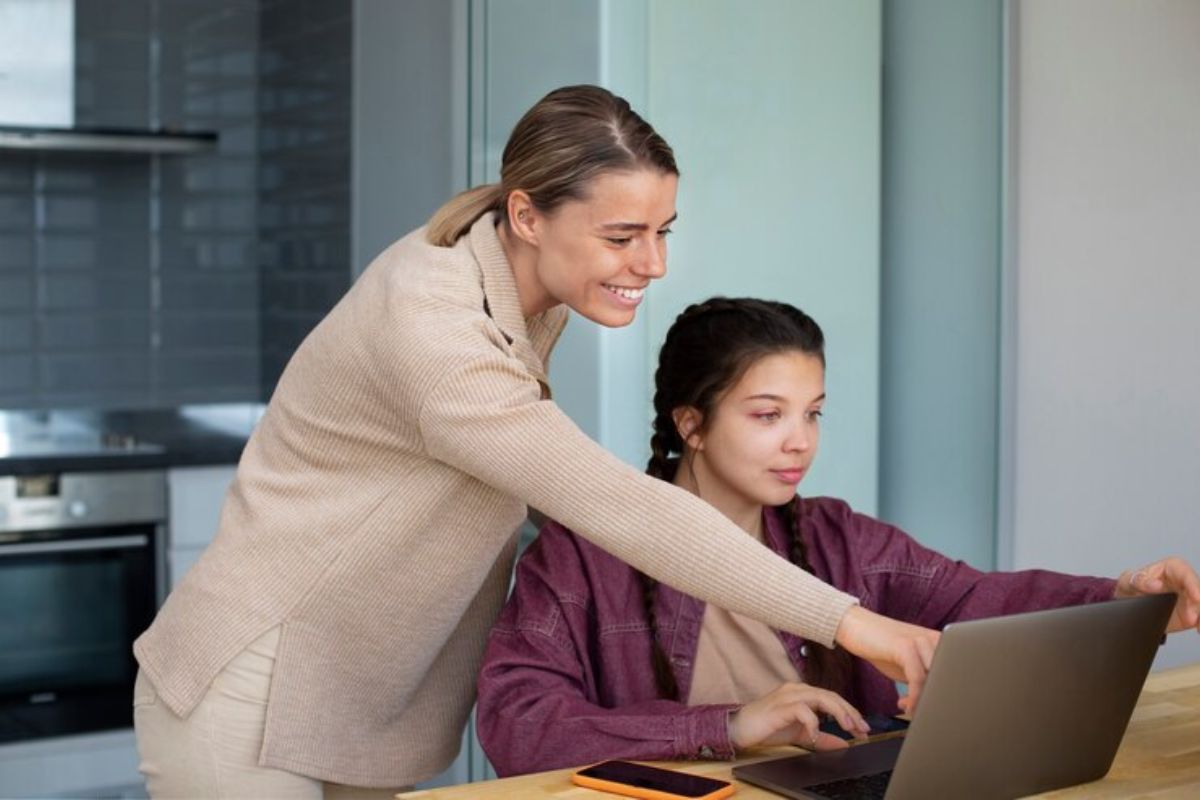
[571,759,735,800]
[819,713,910,740]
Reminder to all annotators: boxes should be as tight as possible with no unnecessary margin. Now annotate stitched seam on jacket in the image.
[860,563,938,579]
[599,620,654,635]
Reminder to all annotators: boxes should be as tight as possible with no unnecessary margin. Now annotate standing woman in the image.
[133,85,936,797]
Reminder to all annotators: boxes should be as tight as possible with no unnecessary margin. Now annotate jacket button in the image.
[698,746,715,759]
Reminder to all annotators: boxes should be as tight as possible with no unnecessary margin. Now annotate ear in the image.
[672,407,705,451]
[506,190,539,246]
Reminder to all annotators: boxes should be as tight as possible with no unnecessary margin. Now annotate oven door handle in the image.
[0,534,149,556]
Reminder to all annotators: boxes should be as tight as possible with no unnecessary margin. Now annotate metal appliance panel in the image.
[0,470,167,534]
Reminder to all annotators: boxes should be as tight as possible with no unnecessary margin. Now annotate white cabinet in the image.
[167,465,236,589]
[0,729,144,799]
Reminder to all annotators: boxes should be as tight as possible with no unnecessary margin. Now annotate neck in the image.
[672,454,764,540]
[496,219,555,318]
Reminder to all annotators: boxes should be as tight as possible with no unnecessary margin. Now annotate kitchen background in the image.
[1,0,1197,798]
[0,0,347,408]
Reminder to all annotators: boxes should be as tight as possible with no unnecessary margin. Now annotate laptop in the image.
[733,593,1175,800]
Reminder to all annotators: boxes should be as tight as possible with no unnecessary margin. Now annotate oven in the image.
[0,470,166,744]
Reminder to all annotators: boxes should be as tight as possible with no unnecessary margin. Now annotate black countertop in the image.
[0,404,264,475]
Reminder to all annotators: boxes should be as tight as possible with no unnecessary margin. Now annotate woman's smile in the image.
[602,283,647,307]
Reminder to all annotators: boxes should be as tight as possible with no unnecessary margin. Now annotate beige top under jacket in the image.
[133,213,858,787]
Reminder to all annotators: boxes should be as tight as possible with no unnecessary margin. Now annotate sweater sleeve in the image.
[418,353,858,647]
[476,529,735,777]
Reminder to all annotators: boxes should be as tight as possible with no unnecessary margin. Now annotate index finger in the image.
[899,646,927,714]
[1169,558,1200,604]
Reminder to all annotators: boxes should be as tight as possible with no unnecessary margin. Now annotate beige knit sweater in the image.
[133,213,858,787]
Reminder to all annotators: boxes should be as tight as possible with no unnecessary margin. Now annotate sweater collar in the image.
[468,212,568,382]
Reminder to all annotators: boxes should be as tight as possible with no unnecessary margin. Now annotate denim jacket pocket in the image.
[859,563,938,621]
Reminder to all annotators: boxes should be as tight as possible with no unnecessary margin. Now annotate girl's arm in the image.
[824,502,1116,628]
[478,629,738,776]
[475,529,736,777]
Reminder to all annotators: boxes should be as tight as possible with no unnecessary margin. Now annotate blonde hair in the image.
[427,85,678,247]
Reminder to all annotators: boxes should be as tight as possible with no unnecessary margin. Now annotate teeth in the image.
[605,285,645,300]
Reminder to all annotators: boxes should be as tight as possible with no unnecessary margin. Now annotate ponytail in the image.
[426,183,504,246]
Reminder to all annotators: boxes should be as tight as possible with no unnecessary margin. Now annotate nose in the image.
[783,422,810,453]
[633,236,667,280]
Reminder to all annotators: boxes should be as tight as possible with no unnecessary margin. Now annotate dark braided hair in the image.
[639,297,853,700]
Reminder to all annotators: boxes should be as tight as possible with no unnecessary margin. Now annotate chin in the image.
[579,305,637,328]
[760,486,800,508]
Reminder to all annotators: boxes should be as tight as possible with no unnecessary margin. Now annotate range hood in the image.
[0,0,216,156]
[0,125,218,155]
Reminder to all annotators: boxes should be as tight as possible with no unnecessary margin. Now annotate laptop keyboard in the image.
[804,769,893,799]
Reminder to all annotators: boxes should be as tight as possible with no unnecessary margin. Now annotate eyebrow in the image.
[743,392,826,403]
[598,213,677,232]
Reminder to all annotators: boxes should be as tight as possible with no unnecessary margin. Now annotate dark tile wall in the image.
[257,0,352,392]
[0,0,351,410]
[154,0,263,406]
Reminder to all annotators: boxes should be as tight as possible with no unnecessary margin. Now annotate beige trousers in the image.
[134,627,410,799]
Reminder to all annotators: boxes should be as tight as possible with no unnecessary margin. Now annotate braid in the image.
[638,571,680,700]
[778,497,854,696]
[645,421,678,481]
[641,410,681,699]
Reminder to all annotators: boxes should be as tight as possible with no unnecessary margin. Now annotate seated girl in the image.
[475,297,1200,777]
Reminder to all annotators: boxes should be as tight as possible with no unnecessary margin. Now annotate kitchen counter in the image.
[0,404,264,475]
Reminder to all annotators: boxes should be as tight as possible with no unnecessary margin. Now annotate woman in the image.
[131,86,938,797]
[475,297,1200,777]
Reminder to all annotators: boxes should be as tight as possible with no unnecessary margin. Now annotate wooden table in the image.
[398,663,1200,799]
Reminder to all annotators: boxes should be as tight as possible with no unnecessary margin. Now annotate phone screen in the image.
[575,760,730,798]
[821,713,911,740]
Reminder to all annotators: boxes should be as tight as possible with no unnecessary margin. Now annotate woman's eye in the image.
[657,228,673,238]
[606,237,632,246]
[806,410,824,423]
[754,411,781,423]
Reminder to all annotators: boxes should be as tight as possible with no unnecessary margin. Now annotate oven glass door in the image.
[0,524,157,743]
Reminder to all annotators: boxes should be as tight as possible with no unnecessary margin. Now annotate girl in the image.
[476,297,1200,776]
[131,88,937,798]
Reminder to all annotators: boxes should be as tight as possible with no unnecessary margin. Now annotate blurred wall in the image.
[880,0,1003,567]
[644,0,883,511]
[1008,0,1200,668]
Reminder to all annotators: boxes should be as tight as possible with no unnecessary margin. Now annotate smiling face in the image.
[517,168,678,327]
[681,351,826,521]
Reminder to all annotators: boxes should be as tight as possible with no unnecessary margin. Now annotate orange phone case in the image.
[571,761,736,800]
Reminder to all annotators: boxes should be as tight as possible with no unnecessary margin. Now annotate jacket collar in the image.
[468,212,568,384]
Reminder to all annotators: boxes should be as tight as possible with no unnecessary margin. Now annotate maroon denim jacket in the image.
[476,497,1116,777]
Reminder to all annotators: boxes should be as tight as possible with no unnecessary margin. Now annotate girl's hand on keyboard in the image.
[728,682,869,751]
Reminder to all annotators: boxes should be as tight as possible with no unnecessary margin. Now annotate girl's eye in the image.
[754,411,781,423]
[657,228,673,238]
[806,410,824,422]
[605,237,632,246]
